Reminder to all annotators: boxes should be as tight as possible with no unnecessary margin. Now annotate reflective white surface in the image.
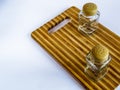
[0,0,120,90]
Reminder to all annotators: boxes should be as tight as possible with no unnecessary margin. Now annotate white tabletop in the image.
[0,0,120,90]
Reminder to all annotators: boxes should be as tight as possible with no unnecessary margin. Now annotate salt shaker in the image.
[78,3,100,34]
[85,45,111,81]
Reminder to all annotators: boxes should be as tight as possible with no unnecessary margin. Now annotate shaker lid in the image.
[92,45,109,63]
[83,2,97,16]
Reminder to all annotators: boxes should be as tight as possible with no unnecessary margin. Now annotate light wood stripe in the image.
[31,6,120,90]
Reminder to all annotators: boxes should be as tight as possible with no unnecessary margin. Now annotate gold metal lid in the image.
[92,45,109,63]
[83,2,97,16]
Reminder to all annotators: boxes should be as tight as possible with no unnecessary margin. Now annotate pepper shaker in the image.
[78,3,100,34]
[85,45,111,81]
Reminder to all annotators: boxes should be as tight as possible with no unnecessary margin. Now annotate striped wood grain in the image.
[31,6,120,90]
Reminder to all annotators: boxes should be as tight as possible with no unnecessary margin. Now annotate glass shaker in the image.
[78,3,100,34]
[85,45,111,81]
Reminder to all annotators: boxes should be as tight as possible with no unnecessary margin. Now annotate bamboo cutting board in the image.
[31,6,120,90]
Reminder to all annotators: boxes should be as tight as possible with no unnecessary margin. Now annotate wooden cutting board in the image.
[31,6,120,90]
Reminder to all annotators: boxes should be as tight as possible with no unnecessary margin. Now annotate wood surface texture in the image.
[31,6,120,90]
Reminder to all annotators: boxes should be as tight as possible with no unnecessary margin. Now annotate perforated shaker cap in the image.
[83,2,97,16]
[92,45,109,63]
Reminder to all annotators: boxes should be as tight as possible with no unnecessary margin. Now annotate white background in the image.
[0,0,120,90]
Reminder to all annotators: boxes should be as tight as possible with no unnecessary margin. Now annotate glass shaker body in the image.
[78,11,100,34]
[85,52,111,81]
